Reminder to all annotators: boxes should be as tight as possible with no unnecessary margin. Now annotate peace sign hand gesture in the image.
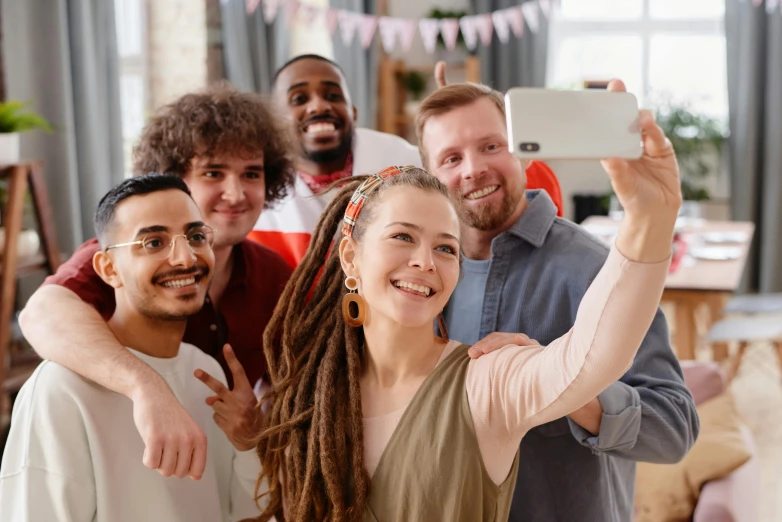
[195,344,260,452]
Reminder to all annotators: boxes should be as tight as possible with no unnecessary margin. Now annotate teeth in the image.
[393,280,432,296]
[466,185,499,200]
[161,277,196,288]
[305,122,335,133]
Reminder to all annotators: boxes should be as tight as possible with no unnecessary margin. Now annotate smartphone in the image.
[505,88,643,160]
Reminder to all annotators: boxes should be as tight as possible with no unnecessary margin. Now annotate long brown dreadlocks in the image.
[251,167,454,521]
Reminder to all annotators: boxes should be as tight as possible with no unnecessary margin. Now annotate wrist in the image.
[128,370,170,403]
[615,214,676,264]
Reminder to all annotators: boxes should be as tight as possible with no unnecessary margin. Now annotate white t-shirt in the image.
[0,343,262,522]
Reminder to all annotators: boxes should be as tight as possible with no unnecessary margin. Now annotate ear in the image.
[338,236,360,280]
[352,105,358,123]
[92,250,124,289]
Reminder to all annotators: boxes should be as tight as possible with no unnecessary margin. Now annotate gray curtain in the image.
[330,0,377,129]
[2,0,124,254]
[473,0,549,91]
[726,0,782,292]
[220,0,289,94]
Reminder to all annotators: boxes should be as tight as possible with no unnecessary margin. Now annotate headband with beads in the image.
[341,165,418,237]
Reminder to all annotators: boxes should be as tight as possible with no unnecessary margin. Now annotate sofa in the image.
[681,361,760,522]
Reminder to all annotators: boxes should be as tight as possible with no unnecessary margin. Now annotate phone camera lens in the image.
[519,142,540,152]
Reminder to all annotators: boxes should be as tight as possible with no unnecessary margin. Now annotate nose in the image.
[409,244,436,273]
[305,94,331,116]
[168,236,196,268]
[221,175,246,205]
[461,151,489,181]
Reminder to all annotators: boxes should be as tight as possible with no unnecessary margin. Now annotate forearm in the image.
[19,285,162,399]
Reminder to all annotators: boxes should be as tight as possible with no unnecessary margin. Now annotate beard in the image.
[138,265,211,321]
[459,184,525,231]
[303,131,353,165]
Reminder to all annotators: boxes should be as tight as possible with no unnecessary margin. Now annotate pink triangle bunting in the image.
[263,0,282,23]
[338,10,361,46]
[359,14,378,49]
[478,13,494,47]
[326,8,340,37]
[398,19,418,53]
[752,0,763,7]
[378,17,398,53]
[459,16,480,51]
[521,1,540,33]
[492,10,512,43]
[245,0,262,16]
[283,0,300,27]
[419,18,440,54]
[539,0,553,19]
[507,6,524,38]
[439,19,461,50]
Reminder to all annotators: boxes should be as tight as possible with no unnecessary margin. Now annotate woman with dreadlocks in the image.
[254,119,681,521]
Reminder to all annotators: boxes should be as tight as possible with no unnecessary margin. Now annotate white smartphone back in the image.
[505,88,643,160]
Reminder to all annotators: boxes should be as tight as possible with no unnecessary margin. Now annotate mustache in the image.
[152,264,210,285]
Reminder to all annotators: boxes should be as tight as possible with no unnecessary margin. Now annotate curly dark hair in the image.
[132,82,296,207]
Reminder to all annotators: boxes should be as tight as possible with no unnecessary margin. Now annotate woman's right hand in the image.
[601,79,682,263]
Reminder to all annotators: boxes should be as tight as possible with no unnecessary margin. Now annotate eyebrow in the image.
[202,163,264,171]
[386,221,459,242]
[287,80,344,93]
[135,221,204,237]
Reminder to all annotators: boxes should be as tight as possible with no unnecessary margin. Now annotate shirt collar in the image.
[504,190,558,248]
[226,240,251,288]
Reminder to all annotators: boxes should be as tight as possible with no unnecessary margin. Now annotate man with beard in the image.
[18,85,294,482]
[416,81,699,522]
[0,175,261,521]
[248,54,422,267]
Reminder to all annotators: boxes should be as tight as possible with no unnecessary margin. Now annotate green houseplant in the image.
[0,101,53,164]
[653,102,726,202]
[401,71,427,101]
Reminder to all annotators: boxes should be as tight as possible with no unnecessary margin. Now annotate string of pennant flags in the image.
[228,0,561,54]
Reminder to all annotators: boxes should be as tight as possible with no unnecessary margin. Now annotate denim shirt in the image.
[444,190,699,522]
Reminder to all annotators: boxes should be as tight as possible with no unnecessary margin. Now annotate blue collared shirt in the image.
[445,190,699,522]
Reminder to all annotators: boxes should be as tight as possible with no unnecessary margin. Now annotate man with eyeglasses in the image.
[16,85,293,481]
[1,174,262,521]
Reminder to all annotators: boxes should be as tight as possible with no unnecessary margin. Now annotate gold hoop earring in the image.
[342,276,366,327]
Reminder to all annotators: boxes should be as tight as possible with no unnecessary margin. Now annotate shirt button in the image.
[205,297,211,304]
[210,324,217,331]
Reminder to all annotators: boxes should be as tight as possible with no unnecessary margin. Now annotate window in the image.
[114,0,149,176]
[290,0,334,59]
[547,0,727,120]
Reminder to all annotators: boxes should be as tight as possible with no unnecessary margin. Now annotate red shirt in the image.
[43,238,292,387]
[527,161,564,218]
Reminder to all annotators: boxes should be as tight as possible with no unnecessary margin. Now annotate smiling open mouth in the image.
[465,185,500,200]
[304,121,337,134]
[392,279,435,297]
[154,268,208,289]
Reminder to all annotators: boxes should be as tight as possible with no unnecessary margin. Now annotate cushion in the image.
[634,391,752,522]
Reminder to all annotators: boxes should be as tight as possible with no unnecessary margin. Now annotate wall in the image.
[147,0,208,109]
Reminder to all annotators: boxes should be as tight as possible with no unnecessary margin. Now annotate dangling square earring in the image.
[342,275,366,327]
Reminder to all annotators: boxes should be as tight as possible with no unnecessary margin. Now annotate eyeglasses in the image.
[105,225,216,259]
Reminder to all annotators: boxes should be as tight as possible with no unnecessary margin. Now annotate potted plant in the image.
[401,71,428,116]
[0,101,53,164]
[426,8,470,64]
[654,100,727,203]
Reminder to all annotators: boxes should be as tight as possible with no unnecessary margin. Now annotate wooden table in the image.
[581,216,755,360]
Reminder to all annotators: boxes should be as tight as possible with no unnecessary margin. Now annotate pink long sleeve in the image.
[465,245,669,484]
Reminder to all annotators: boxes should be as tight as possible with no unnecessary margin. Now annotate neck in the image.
[296,154,348,177]
[107,303,185,359]
[461,193,529,260]
[361,314,446,388]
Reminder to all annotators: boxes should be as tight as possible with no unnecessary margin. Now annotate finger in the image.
[434,61,447,88]
[513,334,535,346]
[637,110,671,156]
[157,446,178,477]
[606,78,626,93]
[188,432,207,480]
[205,395,222,407]
[173,443,194,479]
[209,399,235,418]
[142,441,163,470]
[223,344,252,392]
[195,369,231,398]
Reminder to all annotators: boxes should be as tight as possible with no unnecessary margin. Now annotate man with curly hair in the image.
[17,84,294,482]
